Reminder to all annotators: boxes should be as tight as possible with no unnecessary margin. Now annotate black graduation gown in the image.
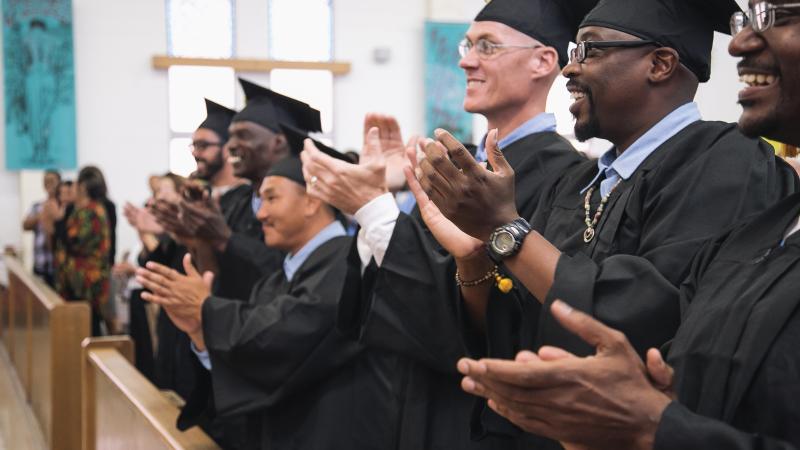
[337,131,586,449]
[214,184,283,301]
[653,192,800,449]
[181,236,408,450]
[472,121,799,444]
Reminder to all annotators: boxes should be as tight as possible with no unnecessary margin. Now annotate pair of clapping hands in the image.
[303,116,678,449]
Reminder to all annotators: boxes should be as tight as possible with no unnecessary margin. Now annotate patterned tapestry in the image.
[424,21,472,143]
[2,0,76,169]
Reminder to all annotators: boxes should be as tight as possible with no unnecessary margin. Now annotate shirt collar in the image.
[251,192,262,215]
[283,220,347,281]
[475,112,557,163]
[581,102,702,193]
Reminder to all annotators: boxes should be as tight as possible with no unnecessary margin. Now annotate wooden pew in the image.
[82,337,220,450]
[1,255,91,450]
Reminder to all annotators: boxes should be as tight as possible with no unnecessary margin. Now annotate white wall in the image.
[71,0,170,261]
[2,0,751,261]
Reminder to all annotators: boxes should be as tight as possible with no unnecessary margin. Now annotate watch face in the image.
[492,231,515,254]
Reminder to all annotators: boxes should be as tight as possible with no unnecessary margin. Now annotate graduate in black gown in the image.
[138,136,410,450]
[454,5,800,448]
[302,1,591,448]
[406,0,800,444]
[153,79,323,302]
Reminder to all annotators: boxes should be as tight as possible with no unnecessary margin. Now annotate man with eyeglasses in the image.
[300,0,594,448]
[406,0,799,441]
[189,99,253,232]
[454,2,800,448]
[415,0,797,351]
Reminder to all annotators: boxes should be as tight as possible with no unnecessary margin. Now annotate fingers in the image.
[646,348,674,390]
[404,166,429,207]
[537,346,577,362]
[549,300,629,353]
[434,128,482,176]
[182,253,199,278]
[485,128,514,177]
[362,127,382,160]
[136,268,172,297]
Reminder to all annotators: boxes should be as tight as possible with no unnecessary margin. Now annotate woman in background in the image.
[54,166,112,336]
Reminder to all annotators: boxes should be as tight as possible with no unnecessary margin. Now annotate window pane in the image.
[269,69,334,133]
[169,137,196,177]
[167,0,234,58]
[168,66,236,133]
[269,0,332,61]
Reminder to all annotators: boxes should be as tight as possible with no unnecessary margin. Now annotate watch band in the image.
[486,217,532,263]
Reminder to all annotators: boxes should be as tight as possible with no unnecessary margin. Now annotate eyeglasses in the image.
[458,38,542,59]
[189,141,222,151]
[569,40,660,64]
[730,2,800,34]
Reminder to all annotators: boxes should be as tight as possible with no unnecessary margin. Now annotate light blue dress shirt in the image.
[581,102,702,198]
[475,112,557,163]
[192,220,347,370]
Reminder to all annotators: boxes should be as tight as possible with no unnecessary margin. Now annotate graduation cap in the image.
[232,78,323,133]
[197,99,236,143]
[474,0,600,67]
[266,124,350,188]
[579,0,741,82]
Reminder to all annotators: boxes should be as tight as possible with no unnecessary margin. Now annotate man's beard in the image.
[196,153,225,181]
[574,90,601,142]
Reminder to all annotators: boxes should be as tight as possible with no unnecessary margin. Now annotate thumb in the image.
[404,166,430,208]
[406,142,419,171]
[646,348,674,390]
[486,128,513,177]
[202,270,215,289]
[182,253,200,278]
[362,127,382,160]
[549,300,629,353]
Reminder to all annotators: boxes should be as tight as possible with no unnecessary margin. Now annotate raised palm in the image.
[404,142,484,259]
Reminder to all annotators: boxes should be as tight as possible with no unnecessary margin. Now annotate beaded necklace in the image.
[583,179,622,243]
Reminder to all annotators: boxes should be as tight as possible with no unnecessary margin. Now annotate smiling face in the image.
[191,128,225,180]
[459,21,544,118]
[730,1,800,145]
[226,121,288,183]
[562,27,657,142]
[256,176,309,252]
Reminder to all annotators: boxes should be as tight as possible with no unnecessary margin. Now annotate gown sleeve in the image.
[654,402,799,450]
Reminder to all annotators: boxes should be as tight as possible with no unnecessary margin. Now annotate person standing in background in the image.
[22,169,61,286]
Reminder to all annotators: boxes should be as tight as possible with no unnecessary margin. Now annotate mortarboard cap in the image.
[579,0,741,82]
[197,99,236,143]
[474,0,600,67]
[266,124,350,188]
[233,78,323,133]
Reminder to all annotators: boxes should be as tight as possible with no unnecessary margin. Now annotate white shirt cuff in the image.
[355,192,400,268]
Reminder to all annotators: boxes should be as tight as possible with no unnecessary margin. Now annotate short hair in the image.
[44,169,61,181]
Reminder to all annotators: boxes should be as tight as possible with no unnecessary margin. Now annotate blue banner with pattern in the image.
[3,0,77,169]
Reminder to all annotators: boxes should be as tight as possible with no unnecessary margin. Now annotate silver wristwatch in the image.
[486,218,532,262]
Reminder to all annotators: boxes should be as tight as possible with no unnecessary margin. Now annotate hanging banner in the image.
[3,0,77,170]
[424,21,472,143]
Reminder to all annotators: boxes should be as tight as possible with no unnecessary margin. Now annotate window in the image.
[268,0,332,61]
[164,0,336,175]
[166,0,235,176]
[269,0,335,138]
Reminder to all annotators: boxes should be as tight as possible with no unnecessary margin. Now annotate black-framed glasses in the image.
[189,141,222,151]
[458,38,542,59]
[569,40,660,64]
[730,1,800,34]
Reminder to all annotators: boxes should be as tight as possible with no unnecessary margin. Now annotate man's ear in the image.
[530,47,559,80]
[648,47,681,84]
[303,191,325,217]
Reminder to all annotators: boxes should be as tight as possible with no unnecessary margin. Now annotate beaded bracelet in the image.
[455,265,499,287]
